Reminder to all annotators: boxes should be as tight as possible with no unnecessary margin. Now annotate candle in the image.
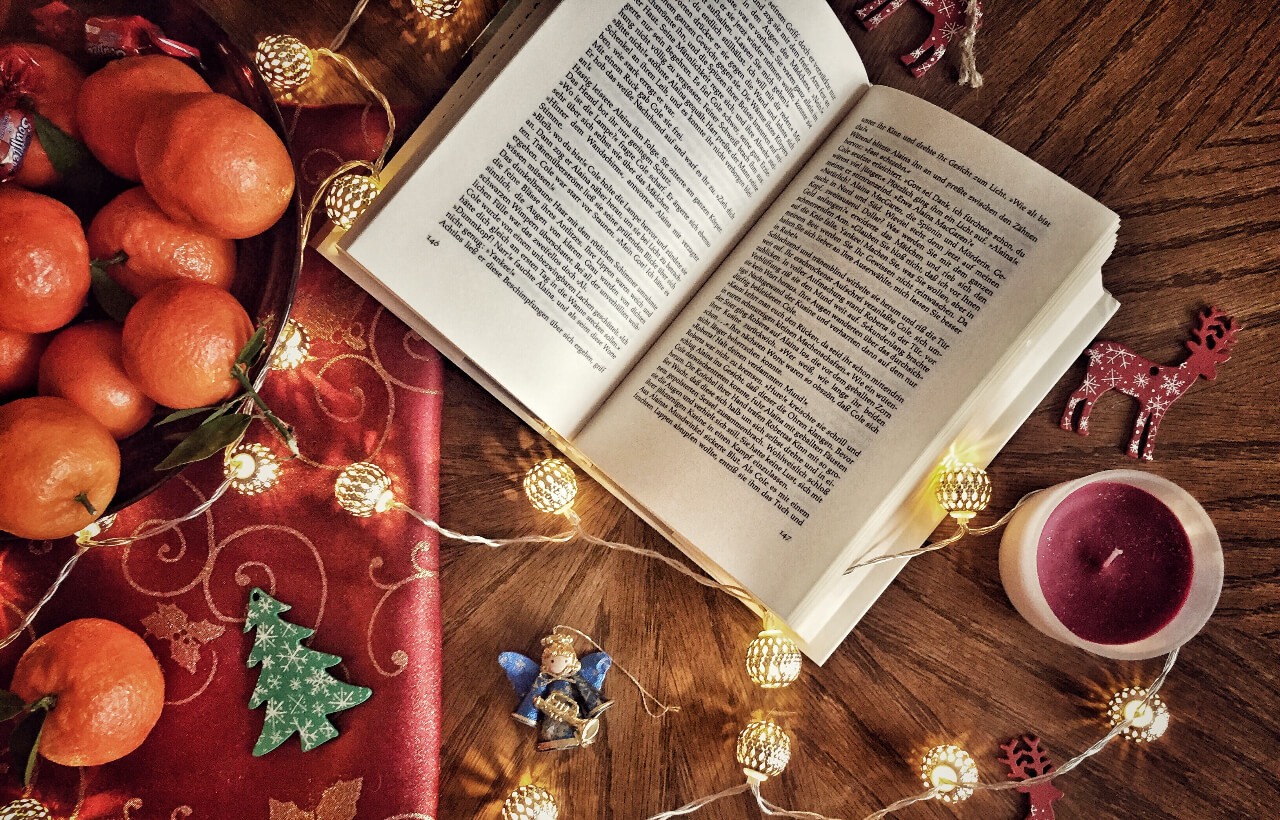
[999,470,1222,659]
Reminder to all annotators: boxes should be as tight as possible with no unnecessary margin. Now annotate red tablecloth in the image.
[0,103,443,819]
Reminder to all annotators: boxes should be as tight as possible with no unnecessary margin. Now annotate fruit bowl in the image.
[3,0,301,522]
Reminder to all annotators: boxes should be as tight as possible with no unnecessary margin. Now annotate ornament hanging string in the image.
[956,0,983,88]
[552,624,680,718]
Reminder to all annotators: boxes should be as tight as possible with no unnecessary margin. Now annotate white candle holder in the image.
[999,470,1222,660]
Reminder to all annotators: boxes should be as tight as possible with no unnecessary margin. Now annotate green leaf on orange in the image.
[89,255,136,323]
[156,413,253,471]
[9,707,45,787]
[0,690,23,722]
[26,110,91,176]
[236,325,268,368]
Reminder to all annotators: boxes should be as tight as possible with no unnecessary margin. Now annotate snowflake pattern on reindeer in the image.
[1061,306,1239,459]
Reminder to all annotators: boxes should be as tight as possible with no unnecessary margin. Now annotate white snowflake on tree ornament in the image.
[1161,373,1185,395]
[244,588,372,756]
[1080,374,1100,395]
[1133,372,1150,389]
[1102,370,1124,389]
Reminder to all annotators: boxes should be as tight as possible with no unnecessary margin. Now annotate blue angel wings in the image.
[498,651,541,696]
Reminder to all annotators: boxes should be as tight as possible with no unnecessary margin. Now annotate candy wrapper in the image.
[0,109,33,180]
[0,51,40,181]
[32,2,200,61]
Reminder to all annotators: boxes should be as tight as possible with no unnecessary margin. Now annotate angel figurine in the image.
[499,629,613,751]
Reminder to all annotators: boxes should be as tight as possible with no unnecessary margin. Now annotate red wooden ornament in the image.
[855,0,981,78]
[998,735,1063,820]
[1061,306,1240,460]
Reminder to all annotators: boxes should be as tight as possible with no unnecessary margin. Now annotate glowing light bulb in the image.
[934,460,992,522]
[412,0,462,19]
[523,458,578,515]
[75,513,117,545]
[1107,687,1169,743]
[335,462,395,517]
[324,172,381,229]
[745,628,802,689]
[501,785,558,820]
[224,443,283,495]
[735,718,791,783]
[254,35,313,93]
[920,745,978,803]
[0,797,52,820]
[270,319,311,371]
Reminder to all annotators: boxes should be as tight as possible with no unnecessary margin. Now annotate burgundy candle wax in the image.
[999,470,1223,660]
[1036,482,1193,645]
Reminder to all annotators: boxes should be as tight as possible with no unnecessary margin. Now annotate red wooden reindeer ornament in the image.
[855,0,981,78]
[999,735,1063,820]
[1061,306,1239,460]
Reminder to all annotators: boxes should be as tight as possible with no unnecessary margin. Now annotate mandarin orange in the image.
[0,396,119,539]
[135,92,294,239]
[0,188,90,333]
[87,186,236,298]
[76,54,210,181]
[39,321,155,439]
[121,280,254,409]
[10,618,165,767]
[0,43,86,189]
[0,328,50,395]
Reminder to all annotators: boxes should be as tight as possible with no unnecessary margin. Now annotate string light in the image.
[1108,687,1169,743]
[74,513,116,545]
[736,719,791,783]
[335,461,395,516]
[0,798,52,820]
[254,34,314,93]
[412,0,462,19]
[324,172,382,228]
[934,460,992,523]
[501,785,558,820]
[745,628,802,689]
[224,443,283,495]
[270,319,312,371]
[523,458,578,515]
[920,745,979,803]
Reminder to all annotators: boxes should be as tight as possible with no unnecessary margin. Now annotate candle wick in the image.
[1102,548,1124,569]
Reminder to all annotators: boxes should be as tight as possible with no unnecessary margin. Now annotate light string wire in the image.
[392,501,760,609]
[328,0,374,51]
[643,648,1181,819]
[844,489,1039,574]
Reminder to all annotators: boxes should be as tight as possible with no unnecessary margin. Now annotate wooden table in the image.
[208,1,1280,816]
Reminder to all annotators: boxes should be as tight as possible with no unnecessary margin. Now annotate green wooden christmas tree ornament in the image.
[244,587,372,755]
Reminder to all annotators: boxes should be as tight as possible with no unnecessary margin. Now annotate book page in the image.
[339,0,868,435]
[577,86,1118,619]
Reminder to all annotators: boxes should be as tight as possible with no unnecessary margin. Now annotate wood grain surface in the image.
[205,1,1280,817]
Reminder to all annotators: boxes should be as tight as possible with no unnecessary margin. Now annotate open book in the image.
[319,0,1119,663]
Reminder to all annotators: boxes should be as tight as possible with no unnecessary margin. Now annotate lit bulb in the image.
[501,785,558,820]
[324,172,381,229]
[412,0,462,19]
[75,513,117,545]
[745,628,802,689]
[335,462,395,517]
[254,34,313,93]
[934,460,992,522]
[0,797,52,820]
[735,718,791,783]
[224,443,283,495]
[270,319,312,371]
[523,458,578,515]
[920,745,979,803]
[1107,687,1169,743]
